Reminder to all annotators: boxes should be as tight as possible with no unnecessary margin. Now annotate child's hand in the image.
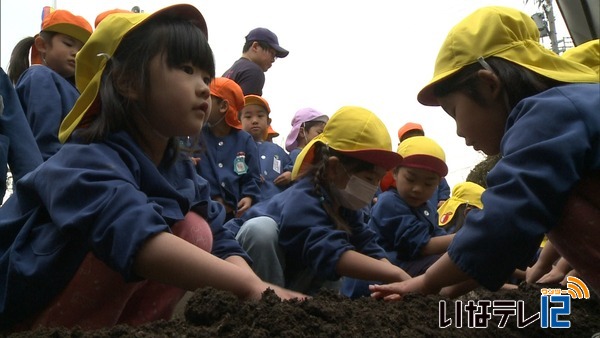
[236,197,252,217]
[525,261,553,284]
[536,268,566,284]
[273,171,291,186]
[369,275,429,301]
[263,283,310,301]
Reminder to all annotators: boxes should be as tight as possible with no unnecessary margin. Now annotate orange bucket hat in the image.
[397,122,424,142]
[243,95,272,140]
[267,125,279,138]
[243,95,271,113]
[210,78,244,129]
[30,8,93,65]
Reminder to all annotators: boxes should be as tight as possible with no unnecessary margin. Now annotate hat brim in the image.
[291,137,403,180]
[417,43,599,107]
[285,127,301,152]
[339,148,403,171]
[438,198,464,225]
[311,115,329,123]
[272,45,289,58]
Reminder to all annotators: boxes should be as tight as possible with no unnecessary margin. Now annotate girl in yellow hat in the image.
[8,8,92,160]
[225,106,411,295]
[0,5,306,332]
[370,6,600,300]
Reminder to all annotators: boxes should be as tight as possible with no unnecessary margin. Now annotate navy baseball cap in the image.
[245,27,289,58]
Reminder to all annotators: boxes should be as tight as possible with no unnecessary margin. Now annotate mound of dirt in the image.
[7,283,599,337]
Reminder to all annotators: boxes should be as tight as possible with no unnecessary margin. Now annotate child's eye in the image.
[203,76,211,85]
[180,65,194,74]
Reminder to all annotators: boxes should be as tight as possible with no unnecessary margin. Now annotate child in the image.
[0,6,304,331]
[342,136,453,298]
[0,67,43,203]
[397,122,424,143]
[240,94,292,200]
[524,39,600,287]
[396,122,450,208]
[285,107,328,164]
[8,8,92,160]
[370,6,599,300]
[438,181,484,233]
[195,77,261,221]
[227,106,411,295]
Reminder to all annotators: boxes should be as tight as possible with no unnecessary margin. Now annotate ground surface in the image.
[7,283,600,337]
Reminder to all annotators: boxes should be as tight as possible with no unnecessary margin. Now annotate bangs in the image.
[145,18,215,78]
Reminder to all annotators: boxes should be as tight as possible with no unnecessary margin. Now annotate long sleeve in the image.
[15,66,79,160]
[448,84,600,291]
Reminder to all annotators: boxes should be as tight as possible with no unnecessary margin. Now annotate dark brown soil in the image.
[7,283,599,337]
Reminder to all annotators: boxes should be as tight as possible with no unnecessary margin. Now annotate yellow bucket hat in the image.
[397,136,448,177]
[562,39,600,76]
[58,4,208,143]
[291,106,402,180]
[418,6,599,106]
[438,181,485,226]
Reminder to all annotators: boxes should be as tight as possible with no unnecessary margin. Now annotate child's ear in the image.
[34,36,48,54]
[115,78,139,100]
[220,99,229,114]
[477,69,503,101]
[267,116,272,125]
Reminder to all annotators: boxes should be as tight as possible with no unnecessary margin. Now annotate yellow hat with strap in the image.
[438,182,485,226]
[292,106,402,180]
[418,6,598,106]
[59,4,208,143]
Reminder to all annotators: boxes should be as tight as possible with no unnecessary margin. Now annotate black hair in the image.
[74,16,215,165]
[303,143,375,232]
[242,40,271,54]
[433,57,564,110]
[7,32,57,84]
[302,120,325,133]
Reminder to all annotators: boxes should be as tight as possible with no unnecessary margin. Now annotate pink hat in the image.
[285,108,328,152]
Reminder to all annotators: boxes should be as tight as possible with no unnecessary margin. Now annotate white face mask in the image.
[336,175,379,210]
